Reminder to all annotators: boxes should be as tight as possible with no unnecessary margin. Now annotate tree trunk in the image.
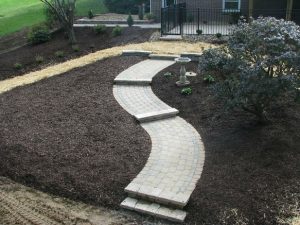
[67,27,77,44]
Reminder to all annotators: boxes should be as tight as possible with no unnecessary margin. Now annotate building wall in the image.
[252,0,287,19]
[151,0,161,20]
[292,0,300,24]
[152,0,299,21]
[151,0,250,18]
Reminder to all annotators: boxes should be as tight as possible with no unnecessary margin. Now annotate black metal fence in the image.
[161,5,300,36]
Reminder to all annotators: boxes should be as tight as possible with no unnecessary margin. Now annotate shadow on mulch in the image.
[0,27,156,81]
[0,56,151,209]
[152,62,300,225]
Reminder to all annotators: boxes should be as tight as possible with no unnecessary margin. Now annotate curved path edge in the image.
[113,58,205,223]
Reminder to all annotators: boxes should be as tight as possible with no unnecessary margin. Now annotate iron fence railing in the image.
[161,6,300,36]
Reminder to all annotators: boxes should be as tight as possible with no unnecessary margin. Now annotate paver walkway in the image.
[113,58,205,223]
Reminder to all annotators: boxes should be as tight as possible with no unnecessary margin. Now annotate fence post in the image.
[161,9,163,36]
[197,8,200,31]
[179,6,182,35]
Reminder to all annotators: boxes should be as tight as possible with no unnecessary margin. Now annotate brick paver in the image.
[113,85,173,116]
[113,58,205,222]
[125,117,204,207]
[115,60,174,82]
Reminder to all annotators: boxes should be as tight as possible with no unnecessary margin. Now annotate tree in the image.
[40,0,77,44]
[127,14,134,27]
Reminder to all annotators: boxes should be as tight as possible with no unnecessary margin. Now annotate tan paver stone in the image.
[114,59,205,222]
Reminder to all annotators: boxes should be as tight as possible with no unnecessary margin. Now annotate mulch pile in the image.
[0,56,151,208]
[152,62,300,225]
[0,27,155,81]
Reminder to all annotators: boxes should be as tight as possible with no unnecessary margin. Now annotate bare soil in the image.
[0,176,142,225]
[152,62,300,225]
[0,56,151,210]
[0,27,155,81]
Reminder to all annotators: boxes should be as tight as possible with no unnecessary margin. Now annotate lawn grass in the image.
[0,0,107,37]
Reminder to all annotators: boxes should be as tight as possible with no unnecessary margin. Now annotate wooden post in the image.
[286,0,293,21]
[248,0,253,18]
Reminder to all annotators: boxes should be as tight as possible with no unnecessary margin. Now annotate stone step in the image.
[134,108,179,123]
[125,184,191,209]
[149,54,180,61]
[122,50,153,57]
[76,19,152,25]
[114,78,152,85]
[159,35,183,41]
[121,197,187,223]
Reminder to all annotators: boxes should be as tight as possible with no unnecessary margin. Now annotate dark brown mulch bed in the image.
[0,56,151,208]
[152,63,300,225]
[0,27,155,81]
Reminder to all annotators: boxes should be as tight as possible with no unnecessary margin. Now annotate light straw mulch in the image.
[0,41,215,94]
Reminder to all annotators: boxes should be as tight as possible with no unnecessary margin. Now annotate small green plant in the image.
[35,55,44,64]
[14,63,23,70]
[94,24,107,34]
[196,29,202,35]
[27,25,51,45]
[127,14,134,27]
[112,25,123,37]
[88,9,94,19]
[89,44,95,51]
[55,50,64,58]
[72,45,80,52]
[216,33,222,39]
[164,72,173,77]
[145,13,156,21]
[203,74,215,83]
[181,87,192,95]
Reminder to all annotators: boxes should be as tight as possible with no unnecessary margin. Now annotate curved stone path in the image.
[113,58,205,223]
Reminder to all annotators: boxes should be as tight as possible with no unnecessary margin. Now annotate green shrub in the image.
[55,50,65,58]
[203,75,215,84]
[164,72,173,77]
[94,24,107,34]
[196,29,202,35]
[200,17,300,123]
[199,47,236,76]
[181,87,192,95]
[127,14,134,27]
[216,33,222,39]
[112,25,123,37]
[145,13,156,21]
[88,9,94,19]
[13,63,22,70]
[72,45,80,52]
[28,25,51,45]
[35,55,44,64]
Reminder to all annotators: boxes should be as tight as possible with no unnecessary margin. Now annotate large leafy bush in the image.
[199,17,300,123]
